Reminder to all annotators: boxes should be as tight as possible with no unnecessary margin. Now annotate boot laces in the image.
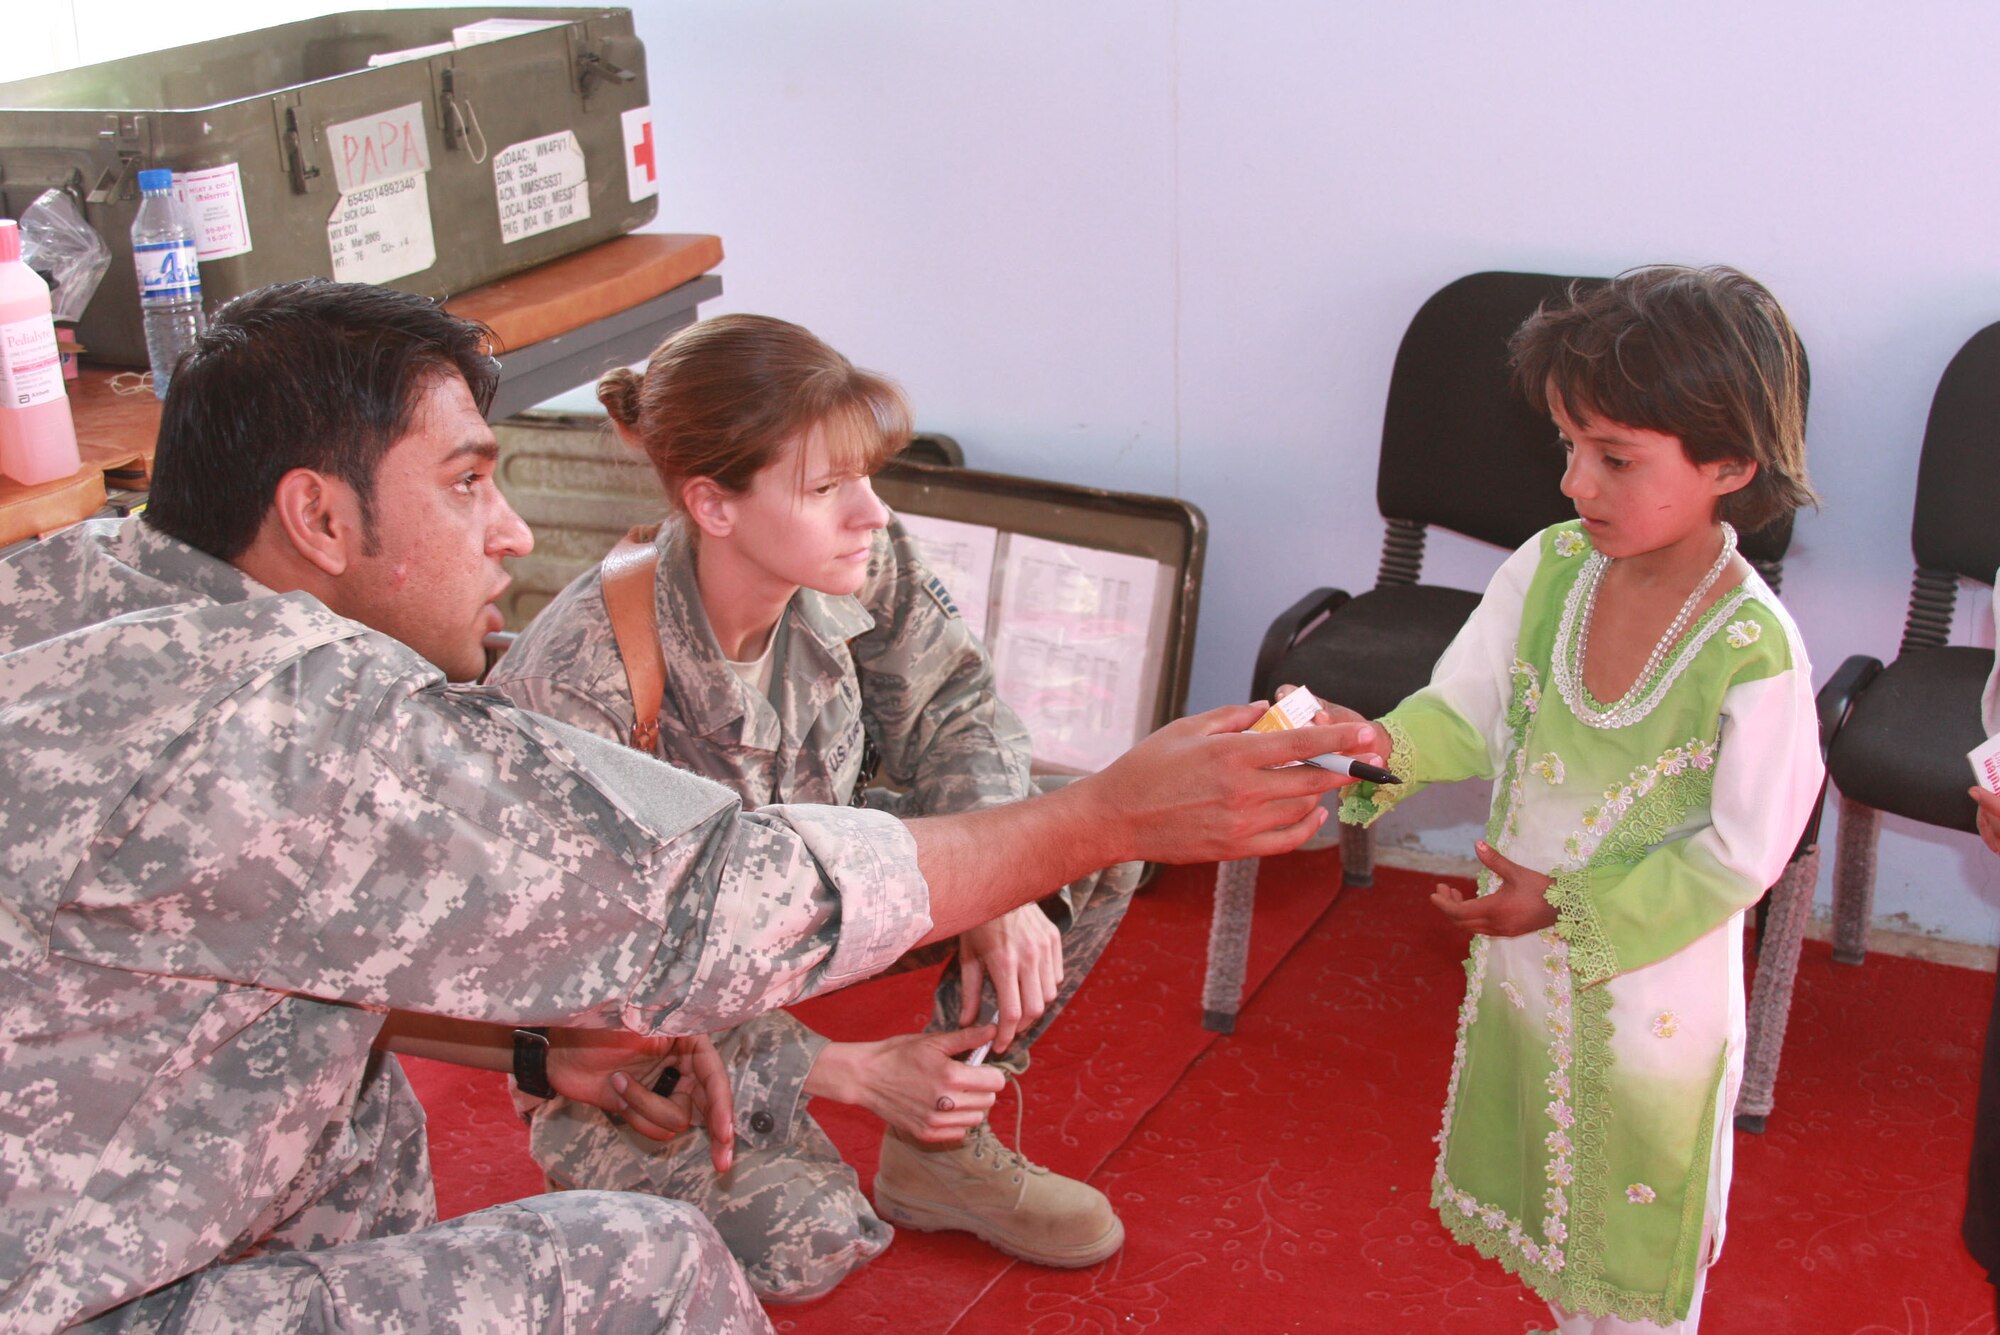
[969,1069,1046,1182]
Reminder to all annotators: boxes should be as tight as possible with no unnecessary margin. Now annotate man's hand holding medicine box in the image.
[1250,688,1400,785]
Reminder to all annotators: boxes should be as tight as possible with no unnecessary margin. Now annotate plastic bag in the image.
[19,188,111,325]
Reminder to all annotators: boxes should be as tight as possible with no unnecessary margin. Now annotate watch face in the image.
[513,1027,555,1099]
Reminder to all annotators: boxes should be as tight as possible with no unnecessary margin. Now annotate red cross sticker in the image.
[631,119,656,183]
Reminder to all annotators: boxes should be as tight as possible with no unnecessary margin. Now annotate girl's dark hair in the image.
[599,314,911,509]
[1509,265,1817,532]
[145,278,498,559]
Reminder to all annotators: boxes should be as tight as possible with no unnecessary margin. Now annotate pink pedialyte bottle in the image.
[0,218,82,486]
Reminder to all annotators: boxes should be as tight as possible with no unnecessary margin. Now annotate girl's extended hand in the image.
[1430,840,1559,937]
[813,1028,1006,1144]
[1275,684,1392,766]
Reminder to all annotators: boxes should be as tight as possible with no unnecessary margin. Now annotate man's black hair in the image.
[144,279,499,560]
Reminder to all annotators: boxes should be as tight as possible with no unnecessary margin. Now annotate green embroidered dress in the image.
[1343,523,1823,1323]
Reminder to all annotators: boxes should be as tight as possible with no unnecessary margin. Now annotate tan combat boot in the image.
[873,1118,1124,1267]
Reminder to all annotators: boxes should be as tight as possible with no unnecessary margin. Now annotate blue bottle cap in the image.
[137,168,175,191]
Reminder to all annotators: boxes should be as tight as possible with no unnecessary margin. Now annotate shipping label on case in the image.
[326,173,438,285]
[172,164,254,261]
[495,131,592,243]
[0,317,64,408]
[134,241,201,302]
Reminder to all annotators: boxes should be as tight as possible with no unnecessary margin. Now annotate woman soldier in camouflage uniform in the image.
[489,314,1139,1301]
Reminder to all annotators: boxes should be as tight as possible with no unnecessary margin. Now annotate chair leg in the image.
[1340,822,1375,888]
[1203,857,1261,1033]
[1831,796,1881,965]
[1735,844,1821,1134]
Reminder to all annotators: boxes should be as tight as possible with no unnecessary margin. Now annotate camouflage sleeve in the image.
[713,1011,830,1148]
[484,564,637,748]
[48,648,931,1035]
[853,517,1034,816]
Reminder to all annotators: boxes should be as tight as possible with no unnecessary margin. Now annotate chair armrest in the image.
[1785,656,1879,864]
[1814,654,1883,758]
[1251,587,1351,698]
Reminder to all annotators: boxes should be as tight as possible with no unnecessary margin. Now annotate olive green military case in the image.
[0,7,654,367]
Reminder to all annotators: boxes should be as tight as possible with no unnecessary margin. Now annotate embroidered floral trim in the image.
[1507,658,1543,735]
[1338,713,1418,826]
[1546,868,1617,988]
[1434,937,1489,1144]
[1725,619,1761,648]
[1489,662,1542,854]
[1595,752,1716,870]
[1545,736,1719,897]
[1652,1012,1680,1039]
[1554,528,1590,558]
[1534,752,1565,785]
[1626,1183,1658,1205]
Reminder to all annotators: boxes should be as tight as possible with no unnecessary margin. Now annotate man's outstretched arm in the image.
[908,703,1377,944]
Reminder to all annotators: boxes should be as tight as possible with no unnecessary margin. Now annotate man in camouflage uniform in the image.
[0,280,1363,1334]
[491,515,1139,1300]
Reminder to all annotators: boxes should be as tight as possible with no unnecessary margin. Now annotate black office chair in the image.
[1818,322,2000,970]
[1200,270,1794,1035]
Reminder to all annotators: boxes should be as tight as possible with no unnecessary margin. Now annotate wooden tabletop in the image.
[0,232,723,548]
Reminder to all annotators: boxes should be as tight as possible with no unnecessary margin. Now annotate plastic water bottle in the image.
[0,218,82,486]
[130,168,204,399]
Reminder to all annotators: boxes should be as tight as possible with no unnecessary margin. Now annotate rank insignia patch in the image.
[923,574,961,619]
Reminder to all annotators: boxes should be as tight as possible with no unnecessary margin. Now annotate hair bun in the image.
[597,367,641,426]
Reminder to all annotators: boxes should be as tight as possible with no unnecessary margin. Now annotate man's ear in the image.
[1708,456,1758,498]
[682,477,736,539]
[270,468,364,576]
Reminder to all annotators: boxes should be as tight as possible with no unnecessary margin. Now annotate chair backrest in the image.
[1373,270,1794,585]
[1376,271,1592,558]
[1896,320,2000,652]
[1912,321,2000,586]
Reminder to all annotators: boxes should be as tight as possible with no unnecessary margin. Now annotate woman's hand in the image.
[957,904,1064,1054]
[1430,840,1558,937]
[546,1030,736,1172]
[809,1028,1005,1144]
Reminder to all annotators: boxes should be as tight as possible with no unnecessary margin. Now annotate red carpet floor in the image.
[407,850,1996,1334]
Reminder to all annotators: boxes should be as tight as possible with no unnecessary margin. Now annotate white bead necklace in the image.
[1555,523,1738,730]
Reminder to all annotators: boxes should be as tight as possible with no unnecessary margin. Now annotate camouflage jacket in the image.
[0,518,928,1333]
[490,515,1034,1141]
[490,515,1032,814]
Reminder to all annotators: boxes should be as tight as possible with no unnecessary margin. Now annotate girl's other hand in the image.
[1430,840,1558,937]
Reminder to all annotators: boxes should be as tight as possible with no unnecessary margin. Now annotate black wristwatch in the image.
[512,1027,554,1098]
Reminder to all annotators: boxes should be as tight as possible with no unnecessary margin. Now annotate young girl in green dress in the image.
[1338,266,1823,1333]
